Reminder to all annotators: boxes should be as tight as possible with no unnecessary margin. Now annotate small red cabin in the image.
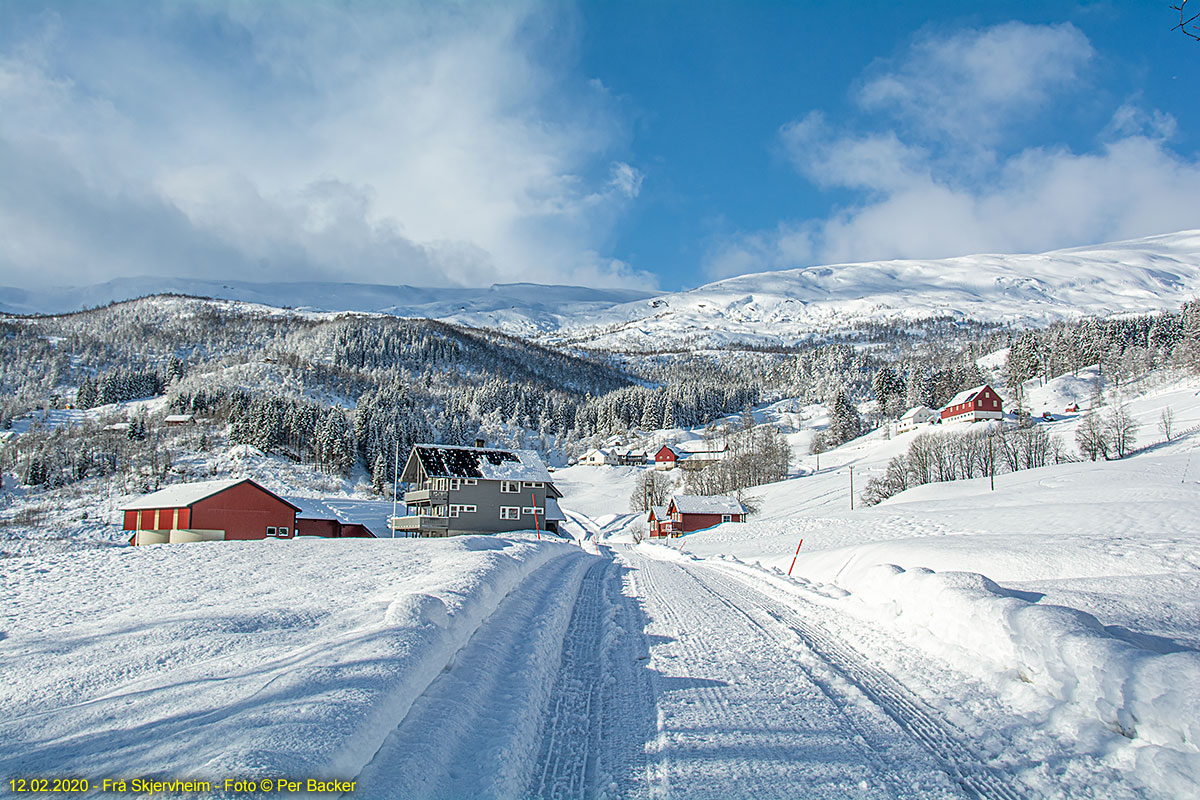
[291,497,379,538]
[940,384,1003,424]
[123,478,299,544]
[667,494,747,534]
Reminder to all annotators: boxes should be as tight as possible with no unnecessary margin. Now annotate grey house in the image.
[390,444,566,537]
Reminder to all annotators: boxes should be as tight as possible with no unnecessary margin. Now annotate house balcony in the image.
[403,488,449,505]
[389,515,451,535]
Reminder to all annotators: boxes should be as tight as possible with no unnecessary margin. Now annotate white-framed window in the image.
[500,480,521,493]
[448,478,461,491]
[500,506,521,520]
[523,481,543,488]
[266,526,277,536]
[522,506,538,515]
[464,478,478,485]
[721,515,731,522]
[279,527,289,537]
[462,505,476,513]
[449,505,460,517]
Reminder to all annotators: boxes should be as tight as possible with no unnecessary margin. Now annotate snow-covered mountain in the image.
[0,277,653,323]
[538,230,1200,350]
[5,230,1199,349]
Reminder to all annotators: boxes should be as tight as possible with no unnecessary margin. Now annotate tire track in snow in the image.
[621,546,962,799]
[529,548,656,799]
[686,563,1027,800]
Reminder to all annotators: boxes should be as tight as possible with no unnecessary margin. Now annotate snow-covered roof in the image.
[945,385,990,407]
[673,441,727,455]
[544,497,567,522]
[286,496,390,535]
[164,414,194,422]
[669,494,746,516]
[412,444,554,483]
[648,505,668,521]
[900,405,934,420]
[122,478,299,511]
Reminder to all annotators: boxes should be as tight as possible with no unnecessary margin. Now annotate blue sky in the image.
[1,1,1198,292]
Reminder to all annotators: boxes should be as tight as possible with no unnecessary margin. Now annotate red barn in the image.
[123,478,299,545]
[940,384,1003,424]
[654,445,680,470]
[667,494,747,534]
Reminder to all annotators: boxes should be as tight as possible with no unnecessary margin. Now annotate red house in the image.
[940,384,1003,425]
[646,505,673,538]
[654,445,679,470]
[123,478,299,545]
[667,494,747,534]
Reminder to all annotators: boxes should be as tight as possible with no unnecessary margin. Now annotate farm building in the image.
[654,443,726,471]
[895,405,936,434]
[391,444,566,537]
[164,414,195,426]
[288,497,381,538]
[667,494,747,534]
[940,385,1004,424]
[123,478,300,545]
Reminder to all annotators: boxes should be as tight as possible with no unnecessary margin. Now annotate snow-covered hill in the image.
[5,230,1199,350]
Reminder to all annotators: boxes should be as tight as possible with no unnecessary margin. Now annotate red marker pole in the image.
[533,492,540,540]
[787,538,804,576]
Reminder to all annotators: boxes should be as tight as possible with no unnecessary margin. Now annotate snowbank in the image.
[0,535,590,786]
[842,564,1200,792]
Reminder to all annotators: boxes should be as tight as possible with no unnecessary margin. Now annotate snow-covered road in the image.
[358,543,1032,799]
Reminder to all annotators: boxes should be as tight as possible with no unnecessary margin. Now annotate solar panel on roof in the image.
[415,445,519,478]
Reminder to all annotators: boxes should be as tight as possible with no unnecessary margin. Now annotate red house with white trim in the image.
[940,384,1003,425]
[654,445,680,470]
[122,478,300,545]
[646,505,673,538]
[667,494,747,534]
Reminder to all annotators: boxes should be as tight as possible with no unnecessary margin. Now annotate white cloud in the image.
[705,23,1200,279]
[857,22,1093,148]
[0,2,654,290]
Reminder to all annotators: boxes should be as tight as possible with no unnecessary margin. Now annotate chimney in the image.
[474,438,486,448]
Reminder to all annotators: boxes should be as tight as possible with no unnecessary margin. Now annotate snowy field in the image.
[0,536,592,793]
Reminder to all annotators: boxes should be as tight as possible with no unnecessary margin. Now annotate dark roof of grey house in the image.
[412,444,554,483]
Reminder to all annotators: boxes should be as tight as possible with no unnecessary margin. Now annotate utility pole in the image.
[391,439,400,539]
[988,428,995,492]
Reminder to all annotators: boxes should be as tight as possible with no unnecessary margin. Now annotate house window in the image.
[522,506,538,515]
[267,526,277,536]
[279,527,289,537]
[523,481,543,488]
[993,400,998,408]
[448,478,461,491]
[449,505,460,517]
[722,514,732,522]
[462,505,476,513]
[500,506,521,520]
[500,481,521,493]
[463,478,478,485]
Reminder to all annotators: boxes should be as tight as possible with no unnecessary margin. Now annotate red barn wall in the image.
[190,482,296,540]
[297,518,339,537]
